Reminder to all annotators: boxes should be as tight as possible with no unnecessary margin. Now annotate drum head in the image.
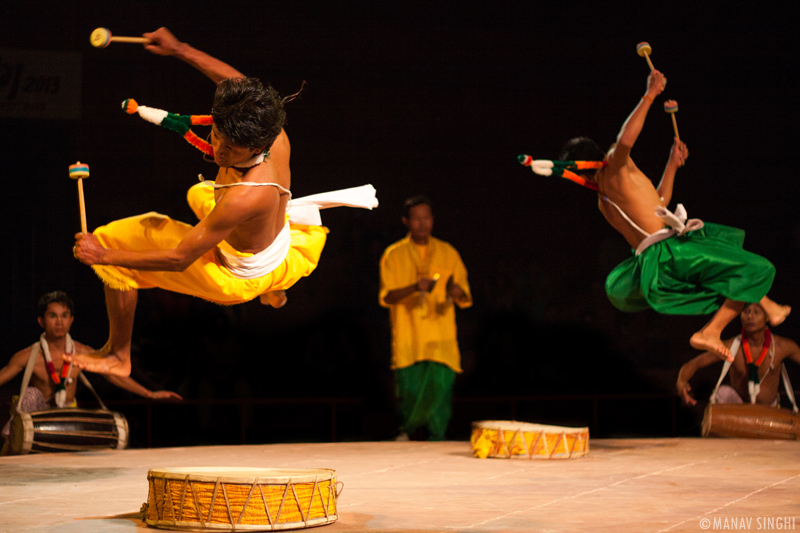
[9,411,32,454]
[148,467,336,483]
[472,420,588,434]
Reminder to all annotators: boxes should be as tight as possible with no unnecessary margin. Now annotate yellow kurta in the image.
[91,176,328,305]
[379,235,472,372]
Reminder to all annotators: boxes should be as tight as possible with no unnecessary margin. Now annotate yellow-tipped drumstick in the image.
[68,162,90,233]
[90,28,150,48]
[636,42,655,72]
[664,100,680,141]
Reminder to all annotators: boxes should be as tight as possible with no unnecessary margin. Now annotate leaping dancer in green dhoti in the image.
[519,65,789,361]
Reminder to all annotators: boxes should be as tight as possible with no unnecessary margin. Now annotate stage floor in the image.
[1,438,799,532]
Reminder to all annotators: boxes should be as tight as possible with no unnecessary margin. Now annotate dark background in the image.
[1,0,799,445]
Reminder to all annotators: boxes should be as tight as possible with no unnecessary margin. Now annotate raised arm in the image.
[142,27,243,83]
[656,138,689,206]
[676,350,722,405]
[606,70,667,169]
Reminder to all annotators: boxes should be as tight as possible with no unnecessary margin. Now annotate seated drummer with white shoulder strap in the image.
[677,302,800,411]
[0,291,182,455]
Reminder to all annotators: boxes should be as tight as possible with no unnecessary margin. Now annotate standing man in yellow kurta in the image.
[379,195,472,441]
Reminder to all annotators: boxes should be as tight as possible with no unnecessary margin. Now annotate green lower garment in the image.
[606,223,775,315]
[395,361,456,441]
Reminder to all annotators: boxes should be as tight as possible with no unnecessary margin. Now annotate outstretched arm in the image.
[143,27,243,83]
[75,187,277,271]
[606,70,667,169]
[656,138,689,206]
[102,374,183,400]
[676,350,720,405]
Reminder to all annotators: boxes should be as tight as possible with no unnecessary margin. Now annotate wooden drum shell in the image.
[144,467,339,531]
[10,408,128,454]
[702,403,800,440]
[471,420,590,459]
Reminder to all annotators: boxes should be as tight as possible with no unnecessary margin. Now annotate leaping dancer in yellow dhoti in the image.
[70,27,378,376]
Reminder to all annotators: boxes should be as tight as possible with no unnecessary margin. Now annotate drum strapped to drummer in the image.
[677,302,800,439]
[677,303,800,412]
[1,291,180,455]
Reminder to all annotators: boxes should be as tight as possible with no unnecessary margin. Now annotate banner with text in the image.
[0,49,81,120]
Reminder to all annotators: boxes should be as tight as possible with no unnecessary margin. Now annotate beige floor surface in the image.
[1,439,799,532]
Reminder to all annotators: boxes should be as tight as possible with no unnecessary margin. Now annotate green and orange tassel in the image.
[122,98,214,157]
[518,155,605,191]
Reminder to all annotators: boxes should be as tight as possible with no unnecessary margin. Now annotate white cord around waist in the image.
[602,197,705,256]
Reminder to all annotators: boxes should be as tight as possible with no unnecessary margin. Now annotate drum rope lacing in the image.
[145,473,339,528]
[471,424,589,459]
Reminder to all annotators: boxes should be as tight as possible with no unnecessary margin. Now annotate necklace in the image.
[39,333,75,408]
[741,327,771,385]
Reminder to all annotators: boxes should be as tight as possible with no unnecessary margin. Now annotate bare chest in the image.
[30,356,78,400]
[728,342,781,386]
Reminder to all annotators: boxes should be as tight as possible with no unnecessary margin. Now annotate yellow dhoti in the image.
[91,184,328,305]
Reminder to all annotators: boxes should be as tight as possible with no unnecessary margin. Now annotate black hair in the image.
[403,195,433,219]
[558,137,605,176]
[37,291,74,318]
[211,77,287,152]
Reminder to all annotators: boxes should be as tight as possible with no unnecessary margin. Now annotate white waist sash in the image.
[635,204,704,256]
[287,184,379,226]
[215,222,292,280]
[602,197,704,256]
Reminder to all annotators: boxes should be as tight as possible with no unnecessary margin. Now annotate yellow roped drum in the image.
[142,467,340,531]
[471,420,589,459]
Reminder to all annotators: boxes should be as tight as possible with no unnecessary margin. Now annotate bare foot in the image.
[690,331,732,361]
[259,290,287,308]
[768,305,791,327]
[64,345,131,376]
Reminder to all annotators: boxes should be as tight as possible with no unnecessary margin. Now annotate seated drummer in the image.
[0,291,182,455]
[677,303,800,407]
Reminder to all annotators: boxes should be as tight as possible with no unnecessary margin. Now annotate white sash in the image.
[601,198,704,256]
[215,222,292,280]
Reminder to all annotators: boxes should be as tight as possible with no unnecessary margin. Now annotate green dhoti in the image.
[605,223,775,315]
[394,361,455,441]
